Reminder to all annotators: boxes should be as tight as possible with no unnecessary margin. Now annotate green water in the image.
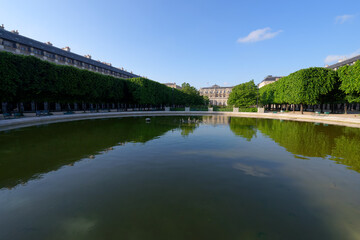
[0,116,360,240]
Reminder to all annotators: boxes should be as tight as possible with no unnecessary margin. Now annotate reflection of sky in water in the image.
[0,117,360,239]
[232,162,271,177]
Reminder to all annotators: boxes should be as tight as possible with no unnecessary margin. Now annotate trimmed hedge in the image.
[0,51,206,108]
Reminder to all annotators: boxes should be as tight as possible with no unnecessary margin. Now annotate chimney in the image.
[46,42,53,46]
[84,54,92,59]
[62,46,70,52]
[0,24,4,29]
[11,30,19,35]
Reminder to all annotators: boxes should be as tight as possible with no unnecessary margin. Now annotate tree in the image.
[180,82,204,106]
[227,80,258,107]
[284,67,338,114]
[338,60,360,104]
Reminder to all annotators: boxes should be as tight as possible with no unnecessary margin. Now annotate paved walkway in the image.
[1,111,360,131]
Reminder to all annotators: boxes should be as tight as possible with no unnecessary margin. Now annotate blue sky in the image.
[1,0,359,88]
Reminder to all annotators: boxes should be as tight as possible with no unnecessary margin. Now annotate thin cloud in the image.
[237,27,282,43]
[335,14,355,24]
[324,49,360,64]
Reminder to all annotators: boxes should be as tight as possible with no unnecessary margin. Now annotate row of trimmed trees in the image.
[259,62,360,114]
[0,52,206,112]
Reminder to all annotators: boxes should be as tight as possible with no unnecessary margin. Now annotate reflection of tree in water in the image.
[330,135,360,172]
[228,117,360,172]
[179,117,202,136]
[255,119,360,173]
[0,116,202,189]
[229,117,257,141]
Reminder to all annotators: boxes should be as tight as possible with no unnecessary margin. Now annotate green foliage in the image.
[228,80,258,107]
[239,107,257,112]
[259,82,276,105]
[190,106,208,111]
[289,67,339,105]
[213,106,233,112]
[180,82,205,106]
[260,67,340,106]
[0,52,206,107]
[338,60,360,103]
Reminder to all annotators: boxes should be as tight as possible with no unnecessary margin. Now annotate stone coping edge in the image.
[1,111,360,131]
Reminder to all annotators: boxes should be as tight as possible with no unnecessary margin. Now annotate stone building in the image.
[0,25,139,79]
[164,83,182,89]
[199,85,233,106]
[325,54,360,70]
[257,75,283,88]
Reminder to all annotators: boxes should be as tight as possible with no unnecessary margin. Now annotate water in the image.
[0,116,359,240]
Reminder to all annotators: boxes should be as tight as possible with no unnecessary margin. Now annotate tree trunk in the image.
[344,102,348,114]
[300,104,304,114]
[320,104,323,113]
[286,104,289,112]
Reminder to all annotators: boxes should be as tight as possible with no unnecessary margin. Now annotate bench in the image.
[14,112,23,118]
[64,111,75,115]
[36,110,52,117]
[324,112,330,115]
[315,111,321,116]
[3,113,12,119]
[273,111,277,114]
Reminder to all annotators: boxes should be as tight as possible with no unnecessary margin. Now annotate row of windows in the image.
[1,39,132,78]
[202,90,231,94]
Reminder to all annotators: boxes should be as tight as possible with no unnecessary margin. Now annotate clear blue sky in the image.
[1,0,359,88]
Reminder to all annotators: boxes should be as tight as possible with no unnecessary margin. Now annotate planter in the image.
[165,107,170,111]
[233,107,239,112]
[185,107,190,112]
[257,107,265,113]
[208,107,213,112]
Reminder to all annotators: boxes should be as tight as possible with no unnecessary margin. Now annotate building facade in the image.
[257,75,283,88]
[0,25,139,79]
[164,83,182,89]
[325,54,360,70]
[199,85,233,106]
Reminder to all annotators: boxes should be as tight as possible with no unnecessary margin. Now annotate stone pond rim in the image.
[1,111,360,131]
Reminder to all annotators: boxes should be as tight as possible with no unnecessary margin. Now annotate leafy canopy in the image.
[227,80,258,107]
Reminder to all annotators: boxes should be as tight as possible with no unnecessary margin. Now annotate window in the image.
[33,49,43,55]
[45,52,55,59]
[3,40,15,47]
[20,45,29,51]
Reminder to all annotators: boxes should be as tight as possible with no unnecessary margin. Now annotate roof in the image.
[325,54,360,69]
[200,84,233,89]
[258,75,282,84]
[0,28,139,78]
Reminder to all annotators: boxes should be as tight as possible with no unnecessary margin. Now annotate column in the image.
[2,102,7,113]
[55,103,61,111]
[44,102,48,111]
[31,101,36,111]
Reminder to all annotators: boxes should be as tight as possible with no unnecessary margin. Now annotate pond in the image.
[0,116,359,240]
